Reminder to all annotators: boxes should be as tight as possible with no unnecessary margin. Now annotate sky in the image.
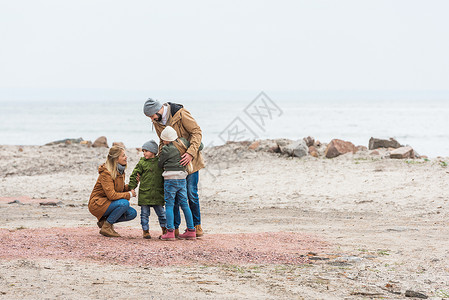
[1,0,449,101]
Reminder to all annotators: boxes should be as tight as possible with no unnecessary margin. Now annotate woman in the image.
[88,146,137,237]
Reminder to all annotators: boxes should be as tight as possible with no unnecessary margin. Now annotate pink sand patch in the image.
[0,196,60,204]
[0,228,328,266]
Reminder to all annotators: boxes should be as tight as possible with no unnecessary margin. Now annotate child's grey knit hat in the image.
[142,140,158,154]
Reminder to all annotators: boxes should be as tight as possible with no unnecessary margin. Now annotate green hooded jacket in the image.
[129,156,164,206]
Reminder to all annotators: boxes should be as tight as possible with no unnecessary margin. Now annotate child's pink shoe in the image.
[178,228,196,240]
[160,229,175,241]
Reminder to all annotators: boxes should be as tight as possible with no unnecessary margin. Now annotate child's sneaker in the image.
[160,229,176,241]
[178,228,196,240]
[143,230,151,239]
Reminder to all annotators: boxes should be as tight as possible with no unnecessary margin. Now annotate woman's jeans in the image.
[103,199,137,224]
[174,171,200,229]
[164,179,194,230]
[140,205,167,231]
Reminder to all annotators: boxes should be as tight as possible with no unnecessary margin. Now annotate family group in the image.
[87,99,205,241]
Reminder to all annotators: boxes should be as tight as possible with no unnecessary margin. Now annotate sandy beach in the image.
[1,142,449,299]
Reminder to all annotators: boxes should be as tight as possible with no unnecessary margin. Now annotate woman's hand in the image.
[131,189,137,197]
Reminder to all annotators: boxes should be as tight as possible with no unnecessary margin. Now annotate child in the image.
[158,126,196,240]
[128,140,167,239]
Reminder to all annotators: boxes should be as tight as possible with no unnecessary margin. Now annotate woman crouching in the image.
[88,146,137,237]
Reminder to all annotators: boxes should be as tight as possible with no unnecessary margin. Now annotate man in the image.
[143,98,205,237]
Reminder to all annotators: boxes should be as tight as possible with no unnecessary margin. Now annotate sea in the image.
[1,96,448,158]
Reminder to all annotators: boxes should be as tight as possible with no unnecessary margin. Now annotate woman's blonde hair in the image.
[105,146,125,179]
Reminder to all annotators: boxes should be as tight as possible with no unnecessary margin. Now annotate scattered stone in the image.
[39,201,63,206]
[309,256,329,261]
[248,141,260,151]
[265,141,281,153]
[325,139,356,158]
[275,138,292,148]
[45,138,84,146]
[303,136,315,147]
[309,146,319,157]
[8,200,23,205]
[405,290,428,299]
[112,142,126,148]
[327,261,351,267]
[351,291,384,297]
[369,137,402,150]
[338,256,363,263]
[92,136,109,148]
[315,140,322,147]
[357,145,368,151]
[370,150,380,156]
[80,140,92,147]
[18,147,23,152]
[390,146,414,159]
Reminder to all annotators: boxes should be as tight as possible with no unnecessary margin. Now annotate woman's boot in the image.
[100,221,121,237]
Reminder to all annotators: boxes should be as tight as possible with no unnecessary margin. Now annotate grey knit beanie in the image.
[143,98,163,117]
[142,140,159,154]
[160,126,178,142]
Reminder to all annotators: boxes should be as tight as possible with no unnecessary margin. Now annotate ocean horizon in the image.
[1,97,448,158]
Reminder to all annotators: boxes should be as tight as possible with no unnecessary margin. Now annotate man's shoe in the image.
[143,230,151,239]
[174,228,179,238]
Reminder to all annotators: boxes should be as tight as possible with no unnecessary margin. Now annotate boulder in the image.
[325,139,356,158]
[390,146,414,159]
[92,136,109,148]
[303,136,315,147]
[356,145,367,152]
[112,142,126,148]
[368,137,402,150]
[280,139,308,158]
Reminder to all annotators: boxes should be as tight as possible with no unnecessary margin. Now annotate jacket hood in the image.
[98,164,110,175]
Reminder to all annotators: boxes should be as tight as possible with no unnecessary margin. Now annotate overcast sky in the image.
[1,0,448,101]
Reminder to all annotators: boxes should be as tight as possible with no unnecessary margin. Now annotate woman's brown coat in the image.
[88,164,131,220]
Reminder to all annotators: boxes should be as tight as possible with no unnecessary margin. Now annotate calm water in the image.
[0,98,448,157]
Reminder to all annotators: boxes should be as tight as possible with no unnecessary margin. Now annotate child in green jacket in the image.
[129,140,166,239]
